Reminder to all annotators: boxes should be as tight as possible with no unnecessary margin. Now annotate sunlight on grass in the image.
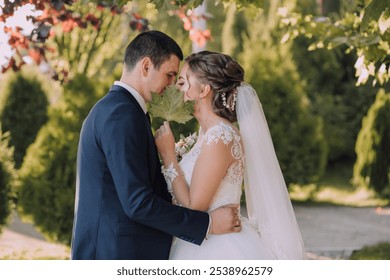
[290,184,389,207]
[289,161,389,207]
[2,254,69,260]
[0,227,70,260]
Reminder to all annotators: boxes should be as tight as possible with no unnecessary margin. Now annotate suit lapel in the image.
[145,112,151,126]
[109,85,151,128]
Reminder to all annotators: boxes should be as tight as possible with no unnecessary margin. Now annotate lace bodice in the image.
[179,121,244,211]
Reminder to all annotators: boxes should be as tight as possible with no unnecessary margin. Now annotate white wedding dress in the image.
[169,121,275,259]
[169,84,305,260]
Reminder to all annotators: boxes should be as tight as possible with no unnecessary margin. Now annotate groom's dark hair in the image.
[124,30,183,71]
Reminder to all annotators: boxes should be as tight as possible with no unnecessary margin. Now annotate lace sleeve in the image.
[203,122,235,146]
[202,122,242,160]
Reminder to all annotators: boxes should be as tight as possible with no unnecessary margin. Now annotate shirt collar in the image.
[114,81,147,114]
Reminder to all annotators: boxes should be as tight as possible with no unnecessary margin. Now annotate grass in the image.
[289,161,389,207]
[1,254,69,260]
[350,242,390,260]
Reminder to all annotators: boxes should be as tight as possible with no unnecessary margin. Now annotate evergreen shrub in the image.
[0,71,49,168]
[241,37,327,186]
[292,36,377,163]
[353,89,390,195]
[0,130,15,232]
[17,74,100,244]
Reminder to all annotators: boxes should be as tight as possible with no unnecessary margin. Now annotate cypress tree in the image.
[0,72,49,168]
[353,89,390,195]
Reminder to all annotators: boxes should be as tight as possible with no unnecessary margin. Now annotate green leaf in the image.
[148,85,195,124]
[149,0,204,9]
[185,0,204,9]
[361,0,390,32]
[328,36,348,47]
[90,0,129,7]
[149,0,177,10]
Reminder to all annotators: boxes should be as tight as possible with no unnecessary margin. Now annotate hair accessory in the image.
[221,92,229,109]
[231,91,237,111]
[221,90,238,111]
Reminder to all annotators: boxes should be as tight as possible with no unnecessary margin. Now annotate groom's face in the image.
[144,55,180,102]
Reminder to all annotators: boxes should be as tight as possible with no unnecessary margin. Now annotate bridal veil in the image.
[236,83,306,259]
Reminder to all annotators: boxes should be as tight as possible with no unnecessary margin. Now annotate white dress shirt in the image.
[114,81,147,114]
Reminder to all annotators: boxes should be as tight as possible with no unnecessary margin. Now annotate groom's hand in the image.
[210,204,241,234]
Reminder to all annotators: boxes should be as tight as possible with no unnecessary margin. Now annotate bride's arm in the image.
[185,141,232,211]
[155,122,232,211]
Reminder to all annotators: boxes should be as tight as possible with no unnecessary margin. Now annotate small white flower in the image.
[356,67,369,86]
[175,132,198,161]
[179,146,187,156]
[277,7,288,17]
[186,134,196,146]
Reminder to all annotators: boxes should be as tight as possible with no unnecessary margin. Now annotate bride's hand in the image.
[155,121,176,162]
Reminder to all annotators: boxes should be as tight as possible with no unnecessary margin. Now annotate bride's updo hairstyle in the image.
[185,51,244,122]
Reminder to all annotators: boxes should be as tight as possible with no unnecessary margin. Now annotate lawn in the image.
[290,161,389,207]
[350,242,390,260]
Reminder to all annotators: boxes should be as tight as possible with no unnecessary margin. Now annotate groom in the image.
[71,30,241,260]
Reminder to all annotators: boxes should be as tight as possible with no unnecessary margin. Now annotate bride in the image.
[155,51,305,259]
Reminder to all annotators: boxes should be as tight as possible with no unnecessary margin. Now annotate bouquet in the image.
[175,132,198,161]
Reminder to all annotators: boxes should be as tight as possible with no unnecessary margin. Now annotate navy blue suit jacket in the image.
[71,85,209,259]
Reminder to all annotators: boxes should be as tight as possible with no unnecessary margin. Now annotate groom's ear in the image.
[141,57,152,77]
